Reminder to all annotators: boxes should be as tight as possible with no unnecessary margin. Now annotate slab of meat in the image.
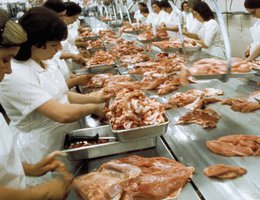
[85,74,132,88]
[74,155,194,200]
[203,164,247,179]
[163,88,224,110]
[106,90,165,130]
[109,43,147,58]
[207,135,260,156]
[85,39,104,49]
[120,53,150,66]
[152,37,200,49]
[176,108,221,128]
[137,29,169,42]
[85,50,116,67]
[221,98,260,112]
[190,58,252,75]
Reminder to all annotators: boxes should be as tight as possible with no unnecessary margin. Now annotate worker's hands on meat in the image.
[75,74,92,86]
[23,151,72,180]
[71,54,86,64]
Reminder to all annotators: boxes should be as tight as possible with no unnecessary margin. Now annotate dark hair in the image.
[188,0,201,8]
[152,1,162,9]
[43,0,66,13]
[193,1,214,21]
[64,2,82,16]
[160,1,171,9]
[244,0,260,9]
[140,6,149,14]
[15,7,67,61]
[138,2,146,8]
[181,1,189,11]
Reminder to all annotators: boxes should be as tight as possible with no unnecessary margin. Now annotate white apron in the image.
[0,114,26,189]
[250,20,260,60]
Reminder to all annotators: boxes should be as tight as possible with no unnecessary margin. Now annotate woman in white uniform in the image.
[160,1,182,32]
[185,0,202,34]
[0,7,107,165]
[183,1,225,58]
[146,1,167,27]
[0,8,71,199]
[244,0,260,61]
[181,1,190,23]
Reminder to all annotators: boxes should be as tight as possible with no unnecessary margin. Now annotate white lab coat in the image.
[134,11,146,24]
[145,12,157,26]
[0,114,26,189]
[0,58,80,165]
[250,19,260,60]
[164,10,182,28]
[182,11,190,23]
[61,23,79,54]
[156,10,168,26]
[197,19,225,59]
[186,12,202,34]
[45,52,71,81]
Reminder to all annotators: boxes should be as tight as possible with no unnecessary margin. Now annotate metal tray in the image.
[82,35,99,41]
[61,125,156,160]
[111,115,170,142]
[192,70,257,80]
[87,63,116,74]
[137,37,170,43]
[87,46,106,53]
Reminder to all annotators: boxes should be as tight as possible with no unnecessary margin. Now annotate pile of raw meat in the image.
[153,37,199,49]
[74,155,194,200]
[85,39,104,49]
[207,135,260,156]
[106,90,166,130]
[84,74,132,89]
[190,58,252,75]
[137,29,169,42]
[85,50,116,67]
[222,98,260,112]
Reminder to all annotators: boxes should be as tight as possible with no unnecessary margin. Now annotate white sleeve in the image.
[203,20,218,47]
[0,70,52,117]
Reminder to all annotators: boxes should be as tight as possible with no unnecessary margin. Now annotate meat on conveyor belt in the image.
[207,135,260,156]
[190,58,252,75]
[176,108,221,128]
[203,164,247,179]
[163,88,224,110]
[221,98,260,112]
[73,155,194,200]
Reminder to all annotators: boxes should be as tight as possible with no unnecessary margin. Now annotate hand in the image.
[94,103,106,118]
[76,74,93,86]
[72,54,86,64]
[100,88,114,101]
[23,151,68,177]
[32,177,72,200]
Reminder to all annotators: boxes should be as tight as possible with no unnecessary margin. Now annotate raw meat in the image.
[203,164,247,179]
[74,155,194,200]
[207,135,260,156]
[222,98,260,112]
[85,50,116,67]
[190,58,252,75]
[176,108,221,128]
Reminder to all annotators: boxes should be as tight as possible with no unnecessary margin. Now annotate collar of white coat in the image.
[12,58,49,73]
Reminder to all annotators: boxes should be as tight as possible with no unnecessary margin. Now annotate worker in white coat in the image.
[0,8,72,199]
[0,7,108,170]
[181,1,190,23]
[185,0,202,34]
[146,1,167,27]
[183,1,225,58]
[160,1,182,32]
[244,0,260,61]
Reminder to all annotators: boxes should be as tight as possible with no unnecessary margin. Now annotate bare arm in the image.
[68,91,104,104]
[36,99,103,123]
[183,31,200,40]
[60,53,85,64]
[246,44,260,62]
[66,75,92,89]
[194,39,208,48]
